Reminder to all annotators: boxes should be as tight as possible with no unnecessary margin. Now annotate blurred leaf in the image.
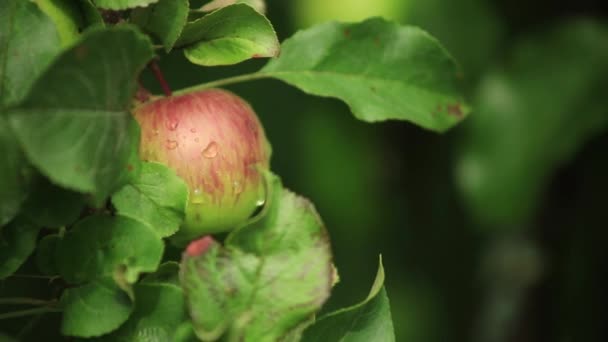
[456,20,608,226]
[404,0,504,78]
[261,18,468,132]
[8,27,154,202]
[201,0,266,14]
[0,117,34,226]
[0,333,17,342]
[101,283,188,341]
[22,177,85,228]
[56,215,164,284]
[35,0,84,46]
[180,175,333,341]
[60,277,134,337]
[302,256,395,342]
[0,218,40,279]
[292,0,408,28]
[93,0,159,10]
[0,0,61,107]
[112,162,188,238]
[131,0,188,52]
[176,4,279,66]
[35,234,61,275]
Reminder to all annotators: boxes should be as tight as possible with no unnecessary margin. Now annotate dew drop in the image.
[191,189,205,204]
[233,181,243,195]
[166,140,178,150]
[202,141,218,159]
[166,118,179,131]
[255,198,265,206]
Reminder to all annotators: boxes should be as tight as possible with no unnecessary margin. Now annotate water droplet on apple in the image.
[202,141,218,159]
[166,140,178,149]
[233,181,243,195]
[167,119,179,131]
[191,188,205,204]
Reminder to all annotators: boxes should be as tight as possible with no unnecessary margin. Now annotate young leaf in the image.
[112,162,188,238]
[131,0,189,52]
[0,0,61,107]
[60,277,134,338]
[0,117,34,226]
[261,18,468,132]
[93,0,159,10]
[100,283,188,341]
[56,215,164,284]
[8,27,154,202]
[301,257,395,342]
[0,218,41,279]
[22,177,86,228]
[175,4,279,66]
[456,20,608,226]
[180,175,334,341]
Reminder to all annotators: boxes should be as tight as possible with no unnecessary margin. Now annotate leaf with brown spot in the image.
[180,173,334,341]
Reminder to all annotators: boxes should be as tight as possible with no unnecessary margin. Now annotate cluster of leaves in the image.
[1,0,467,340]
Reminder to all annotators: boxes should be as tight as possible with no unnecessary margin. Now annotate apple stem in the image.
[149,60,172,97]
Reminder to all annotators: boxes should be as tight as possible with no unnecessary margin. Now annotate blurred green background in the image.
[142,0,608,341]
[4,0,607,341]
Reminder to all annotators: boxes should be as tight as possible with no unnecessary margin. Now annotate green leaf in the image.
[0,117,34,226]
[56,215,164,284]
[0,218,41,279]
[36,234,61,275]
[101,283,188,341]
[60,277,134,338]
[8,27,154,201]
[456,20,608,226]
[112,162,188,238]
[22,177,85,228]
[93,0,159,10]
[131,0,189,52]
[260,18,468,132]
[176,4,279,66]
[200,0,267,14]
[0,0,61,107]
[180,174,334,341]
[302,257,395,342]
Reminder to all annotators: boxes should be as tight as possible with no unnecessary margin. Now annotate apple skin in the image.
[133,89,271,244]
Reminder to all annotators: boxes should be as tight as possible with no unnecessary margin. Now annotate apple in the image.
[133,89,271,244]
